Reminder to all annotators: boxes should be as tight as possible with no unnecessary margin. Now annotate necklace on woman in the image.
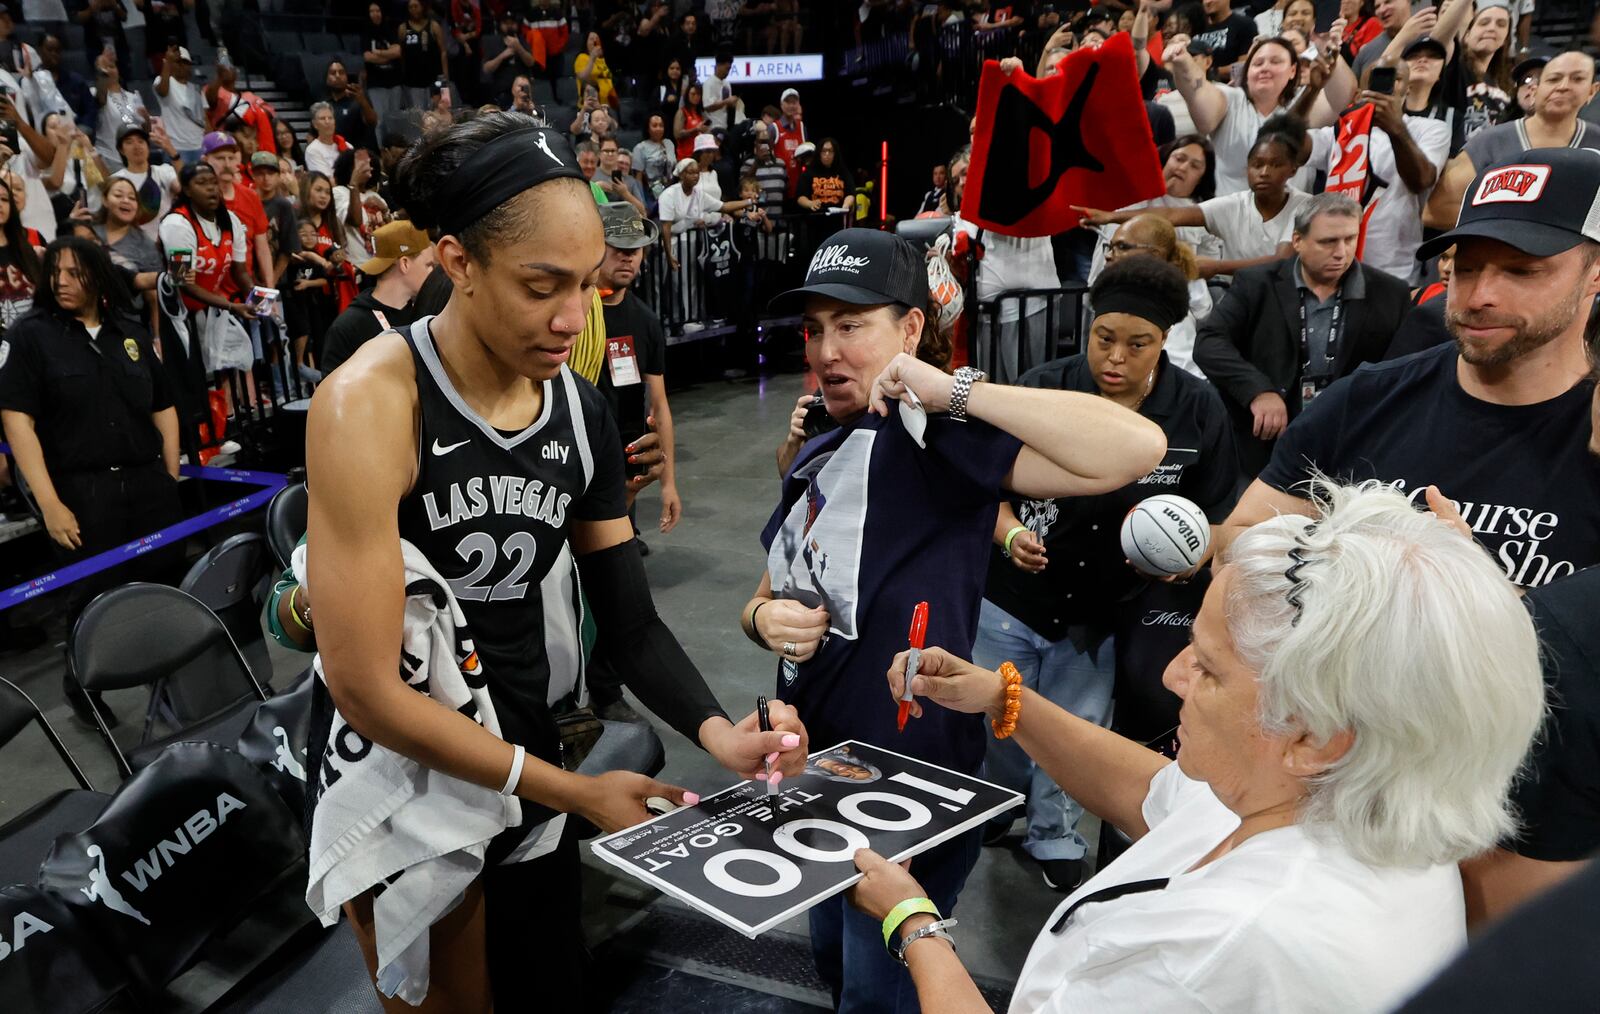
[1105,368,1156,413]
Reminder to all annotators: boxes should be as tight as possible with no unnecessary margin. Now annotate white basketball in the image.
[1120,495,1210,577]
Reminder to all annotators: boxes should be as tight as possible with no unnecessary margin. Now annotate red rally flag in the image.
[1324,101,1382,259]
[963,34,1166,238]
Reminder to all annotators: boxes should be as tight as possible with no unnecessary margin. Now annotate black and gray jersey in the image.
[395,316,628,790]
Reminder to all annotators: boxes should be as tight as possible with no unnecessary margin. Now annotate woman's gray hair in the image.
[310,101,334,119]
[1224,480,1544,868]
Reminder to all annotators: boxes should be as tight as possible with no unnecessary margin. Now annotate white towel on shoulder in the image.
[299,540,517,1006]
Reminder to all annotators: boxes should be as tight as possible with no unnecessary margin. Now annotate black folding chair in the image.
[180,532,276,687]
[0,677,112,889]
[69,584,269,779]
[265,482,307,570]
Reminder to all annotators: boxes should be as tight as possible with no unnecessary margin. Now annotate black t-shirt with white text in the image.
[1192,11,1258,68]
[1259,343,1600,588]
[597,292,666,446]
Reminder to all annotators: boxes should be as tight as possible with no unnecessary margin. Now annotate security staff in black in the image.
[0,238,183,721]
[304,116,808,1014]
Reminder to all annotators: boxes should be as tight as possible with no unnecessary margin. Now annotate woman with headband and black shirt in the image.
[304,114,809,1012]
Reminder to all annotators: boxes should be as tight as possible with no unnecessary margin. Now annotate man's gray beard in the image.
[1448,285,1584,368]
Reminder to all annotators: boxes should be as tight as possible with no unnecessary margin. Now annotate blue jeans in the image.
[809,827,982,1014]
[972,599,1116,862]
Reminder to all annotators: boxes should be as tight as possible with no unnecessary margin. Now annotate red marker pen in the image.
[898,601,929,732]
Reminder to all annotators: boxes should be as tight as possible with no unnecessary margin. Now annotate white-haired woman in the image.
[848,480,1545,1013]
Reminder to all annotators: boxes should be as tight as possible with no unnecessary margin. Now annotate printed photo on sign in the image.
[766,432,874,640]
[591,741,1022,938]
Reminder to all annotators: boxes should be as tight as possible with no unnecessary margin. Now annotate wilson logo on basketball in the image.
[1471,164,1550,205]
[1160,507,1202,552]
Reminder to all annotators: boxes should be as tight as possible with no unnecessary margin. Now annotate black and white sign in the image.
[591,741,1022,938]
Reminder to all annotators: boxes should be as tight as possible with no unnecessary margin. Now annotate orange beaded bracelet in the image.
[991,661,1023,739]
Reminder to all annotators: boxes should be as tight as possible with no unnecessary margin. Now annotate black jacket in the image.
[1194,257,1410,474]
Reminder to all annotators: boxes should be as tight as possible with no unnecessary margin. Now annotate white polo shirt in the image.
[1009,763,1466,1014]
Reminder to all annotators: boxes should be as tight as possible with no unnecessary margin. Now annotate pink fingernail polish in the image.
[769,772,783,787]
[766,752,780,765]
[683,791,700,805]
[781,734,800,748]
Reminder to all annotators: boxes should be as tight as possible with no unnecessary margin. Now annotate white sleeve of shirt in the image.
[1404,116,1453,172]
[230,216,249,262]
[158,213,199,255]
[658,185,684,224]
[1308,126,1334,172]
[1198,192,1242,239]
[155,163,180,195]
[1139,760,1195,830]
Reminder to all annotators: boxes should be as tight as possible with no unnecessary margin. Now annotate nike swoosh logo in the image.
[432,438,470,456]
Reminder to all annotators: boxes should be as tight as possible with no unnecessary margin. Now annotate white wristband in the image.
[500,743,526,797]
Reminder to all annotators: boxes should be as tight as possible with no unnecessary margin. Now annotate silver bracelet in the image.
[894,917,958,967]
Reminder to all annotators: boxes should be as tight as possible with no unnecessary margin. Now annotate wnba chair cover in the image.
[0,884,129,1014]
[70,583,269,777]
[235,667,316,825]
[0,677,111,888]
[37,741,307,994]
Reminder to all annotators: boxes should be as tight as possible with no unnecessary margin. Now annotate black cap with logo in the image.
[1418,147,1600,259]
[769,229,929,313]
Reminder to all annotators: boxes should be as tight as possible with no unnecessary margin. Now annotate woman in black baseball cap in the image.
[745,227,1169,1009]
[302,111,808,1013]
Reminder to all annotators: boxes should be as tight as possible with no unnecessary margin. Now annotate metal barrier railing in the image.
[969,284,1091,381]
[630,210,850,339]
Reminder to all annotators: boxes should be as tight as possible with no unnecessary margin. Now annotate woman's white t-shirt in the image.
[1199,187,1312,264]
[1207,85,1320,196]
[1009,763,1466,1014]
[304,138,344,179]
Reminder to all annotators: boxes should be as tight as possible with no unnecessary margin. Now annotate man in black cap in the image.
[587,201,679,720]
[1215,145,1600,588]
[594,201,678,532]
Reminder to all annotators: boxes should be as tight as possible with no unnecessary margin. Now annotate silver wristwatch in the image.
[894,917,958,967]
[949,367,985,422]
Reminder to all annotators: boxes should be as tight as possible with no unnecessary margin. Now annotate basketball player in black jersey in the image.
[304,114,809,1012]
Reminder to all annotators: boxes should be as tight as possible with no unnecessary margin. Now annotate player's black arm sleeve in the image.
[577,540,730,745]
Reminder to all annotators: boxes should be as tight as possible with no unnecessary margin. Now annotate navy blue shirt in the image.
[761,403,1022,775]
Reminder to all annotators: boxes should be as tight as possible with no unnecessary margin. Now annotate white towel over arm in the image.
[300,540,519,1005]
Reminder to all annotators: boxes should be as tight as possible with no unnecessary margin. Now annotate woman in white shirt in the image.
[303,102,348,178]
[1166,34,1354,195]
[848,480,1544,1014]
[657,157,750,271]
[1079,115,1311,280]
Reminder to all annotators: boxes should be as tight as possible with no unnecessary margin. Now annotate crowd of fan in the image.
[0,0,853,419]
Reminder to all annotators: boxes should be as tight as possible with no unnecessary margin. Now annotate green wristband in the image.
[882,897,941,952]
[1002,525,1027,558]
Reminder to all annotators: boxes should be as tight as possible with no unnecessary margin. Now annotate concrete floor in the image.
[0,375,1077,1004]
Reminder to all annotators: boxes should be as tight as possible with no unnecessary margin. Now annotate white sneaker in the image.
[680,321,705,333]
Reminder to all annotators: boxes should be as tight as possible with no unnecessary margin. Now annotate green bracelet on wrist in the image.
[1002,525,1027,558]
[882,897,941,952]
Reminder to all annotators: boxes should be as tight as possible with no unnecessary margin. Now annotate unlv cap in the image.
[1419,146,1600,259]
[769,228,930,314]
